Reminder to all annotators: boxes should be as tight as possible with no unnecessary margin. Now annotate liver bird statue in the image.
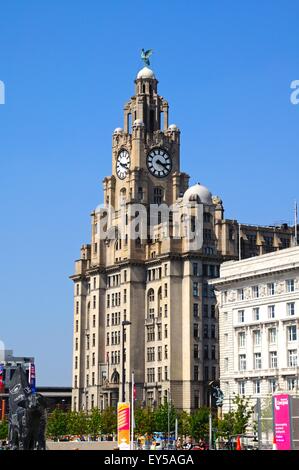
[141,48,153,67]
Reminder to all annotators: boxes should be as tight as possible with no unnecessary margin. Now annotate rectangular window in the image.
[238,332,246,348]
[124,270,127,282]
[269,379,277,393]
[254,352,262,369]
[164,366,168,381]
[204,366,209,381]
[164,345,168,359]
[193,262,198,276]
[193,303,199,318]
[255,380,261,395]
[194,366,199,381]
[164,283,168,298]
[238,289,244,301]
[164,324,168,339]
[193,282,199,298]
[158,367,162,382]
[93,296,96,309]
[267,283,275,296]
[223,291,228,303]
[93,315,96,328]
[239,354,246,371]
[157,324,162,340]
[288,350,297,367]
[76,301,79,314]
[270,351,278,368]
[107,294,110,308]
[158,346,162,361]
[204,345,209,359]
[75,320,78,333]
[253,307,260,321]
[269,328,277,344]
[203,325,209,339]
[224,358,229,372]
[76,284,80,296]
[124,289,127,304]
[211,305,216,318]
[287,377,297,391]
[238,310,245,323]
[92,333,95,347]
[287,302,295,316]
[268,305,275,319]
[164,304,168,318]
[211,345,216,360]
[286,279,295,293]
[194,324,199,338]
[239,381,245,395]
[211,324,216,339]
[203,304,209,318]
[252,286,259,298]
[254,330,261,346]
[147,368,155,383]
[194,344,199,359]
[106,314,109,327]
[288,325,297,342]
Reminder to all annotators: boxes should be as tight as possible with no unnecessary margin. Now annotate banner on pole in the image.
[273,394,292,450]
[117,402,130,450]
[29,363,36,394]
[0,364,4,393]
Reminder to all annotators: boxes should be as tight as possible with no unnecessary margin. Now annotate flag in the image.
[29,363,36,395]
[133,384,136,401]
[0,364,4,393]
[236,435,242,451]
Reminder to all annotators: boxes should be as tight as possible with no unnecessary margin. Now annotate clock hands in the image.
[119,161,129,170]
[156,159,169,170]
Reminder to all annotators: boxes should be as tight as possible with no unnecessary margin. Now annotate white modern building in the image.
[210,246,299,412]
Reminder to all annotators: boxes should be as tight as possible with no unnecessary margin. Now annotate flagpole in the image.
[131,371,135,450]
[295,201,298,246]
[238,223,242,260]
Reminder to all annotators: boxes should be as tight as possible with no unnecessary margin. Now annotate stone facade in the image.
[70,65,297,412]
[210,246,299,413]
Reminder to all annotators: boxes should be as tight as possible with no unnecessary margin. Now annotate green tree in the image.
[88,408,102,440]
[189,407,210,441]
[101,407,117,435]
[217,395,254,438]
[67,410,88,436]
[154,402,176,435]
[134,406,156,436]
[47,408,68,440]
[177,410,191,437]
[0,420,8,440]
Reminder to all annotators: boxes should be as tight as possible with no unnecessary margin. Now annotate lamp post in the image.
[208,381,215,450]
[121,320,131,402]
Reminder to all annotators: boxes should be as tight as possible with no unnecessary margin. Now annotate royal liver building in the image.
[71,57,296,412]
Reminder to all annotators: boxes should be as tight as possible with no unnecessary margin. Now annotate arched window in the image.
[120,188,126,205]
[148,288,155,303]
[154,187,163,205]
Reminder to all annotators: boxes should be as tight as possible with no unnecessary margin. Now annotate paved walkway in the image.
[46,440,117,451]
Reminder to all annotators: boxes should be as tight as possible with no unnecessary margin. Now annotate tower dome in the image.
[136,67,155,79]
[183,183,213,205]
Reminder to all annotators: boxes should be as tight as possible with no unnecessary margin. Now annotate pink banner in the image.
[273,394,292,450]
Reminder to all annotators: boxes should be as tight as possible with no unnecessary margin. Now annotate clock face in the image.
[147,148,172,178]
[116,150,130,179]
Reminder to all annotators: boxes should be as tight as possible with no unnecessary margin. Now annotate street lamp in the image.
[208,380,215,450]
[121,320,131,402]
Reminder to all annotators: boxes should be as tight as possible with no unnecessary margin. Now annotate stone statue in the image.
[8,366,47,450]
[141,49,153,67]
[212,385,224,407]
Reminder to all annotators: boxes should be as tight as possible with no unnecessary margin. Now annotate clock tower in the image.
[106,65,188,213]
[71,57,220,413]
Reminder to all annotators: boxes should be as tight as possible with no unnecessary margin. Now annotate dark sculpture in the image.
[212,385,224,407]
[8,366,47,450]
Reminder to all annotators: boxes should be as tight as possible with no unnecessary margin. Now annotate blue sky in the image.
[0,1,298,386]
